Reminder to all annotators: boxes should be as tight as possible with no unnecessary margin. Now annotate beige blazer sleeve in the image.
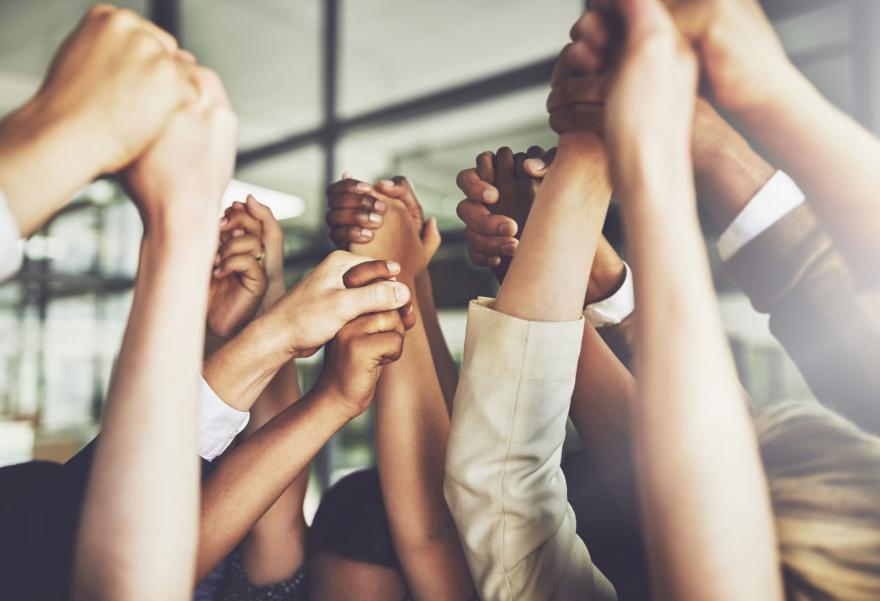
[444,298,617,601]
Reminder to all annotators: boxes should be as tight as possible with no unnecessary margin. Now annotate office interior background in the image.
[0,0,877,502]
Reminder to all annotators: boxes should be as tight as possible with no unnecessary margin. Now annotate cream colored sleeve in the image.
[444,298,616,601]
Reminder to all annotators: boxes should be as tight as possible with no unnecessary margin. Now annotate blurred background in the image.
[0,0,876,496]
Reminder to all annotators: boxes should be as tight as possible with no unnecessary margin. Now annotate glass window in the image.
[339,0,583,116]
[182,0,323,149]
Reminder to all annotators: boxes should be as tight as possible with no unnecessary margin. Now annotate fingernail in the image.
[213,268,222,277]
[213,254,221,265]
[219,217,228,226]
[489,256,501,267]
[386,261,401,274]
[391,282,409,303]
[378,179,393,187]
[355,182,372,192]
[499,222,516,236]
[483,189,499,203]
[501,242,517,256]
[360,228,373,239]
[373,199,387,212]
[232,229,244,238]
[368,212,382,224]
[525,158,545,171]
[404,304,414,315]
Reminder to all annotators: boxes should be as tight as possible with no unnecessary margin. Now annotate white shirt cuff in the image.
[198,376,250,461]
[717,170,806,262]
[584,261,634,327]
[0,190,23,282]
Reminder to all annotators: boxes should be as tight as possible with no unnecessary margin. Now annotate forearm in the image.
[74,228,215,601]
[692,107,776,230]
[620,151,782,600]
[203,314,292,411]
[239,357,310,585]
[734,66,880,283]
[569,324,639,521]
[0,98,104,236]
[377,276,473,600]
[415,270,458,412]
[198,388,350,580]
[495,133,611,321]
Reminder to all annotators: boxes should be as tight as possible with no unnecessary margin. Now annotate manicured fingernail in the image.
[501,242,517,256]
[499,222,516,236]
[360,228,373,239]
[391,282,409,303]
[483,189,499,203]
[368,212,382,224]
[356,182,372,192]
[404,304,414,315]
[489,256,501,267]
[373,199,387,212]
[386,261,401,274]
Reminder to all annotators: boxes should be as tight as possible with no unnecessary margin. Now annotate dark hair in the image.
[307,467,400,570]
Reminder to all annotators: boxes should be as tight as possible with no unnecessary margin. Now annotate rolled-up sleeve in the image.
[444,298,616,601]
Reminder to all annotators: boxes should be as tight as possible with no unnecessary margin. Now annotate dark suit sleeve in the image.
[724,203,880,433]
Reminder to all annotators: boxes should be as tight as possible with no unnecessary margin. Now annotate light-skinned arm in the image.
[72,67,237,601]
[0,5,198,237]
[579,0,784,598]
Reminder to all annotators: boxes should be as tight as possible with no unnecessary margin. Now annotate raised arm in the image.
[326,176,457,409]
[575,0,783,598]
[444,126,618,601]
[331,176,475,600]
[0,5,197,237]
[647,0,880,284]
[73,68,237,601]
[197,255,412,579]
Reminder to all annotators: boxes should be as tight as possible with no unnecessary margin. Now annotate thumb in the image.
[338,280,411,320]
[523,147,557,178]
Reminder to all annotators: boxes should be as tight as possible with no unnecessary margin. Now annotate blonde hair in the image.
[756,400,880,601]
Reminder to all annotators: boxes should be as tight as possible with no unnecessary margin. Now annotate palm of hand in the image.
[207,273,263,340]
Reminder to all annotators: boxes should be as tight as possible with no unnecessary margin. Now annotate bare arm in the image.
[415,270,459,412]
[496,135,611,320]
[358,201,474,600]
[197,385,347,580]
[0,6,197,237]
[196,256,412,579]
[72,66,236,601]
[592,1,783,595]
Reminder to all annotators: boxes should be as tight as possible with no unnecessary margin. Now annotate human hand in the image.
[122,67,237,240]
[220,195,286,309]
[260,252,414,358]
[456,146,624,301]
[206,198,285,344]
[578,0,787,115]
[326,175,441,276]
[578,0,698,172]
[312,307,405,419]
[34,4,200,176]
